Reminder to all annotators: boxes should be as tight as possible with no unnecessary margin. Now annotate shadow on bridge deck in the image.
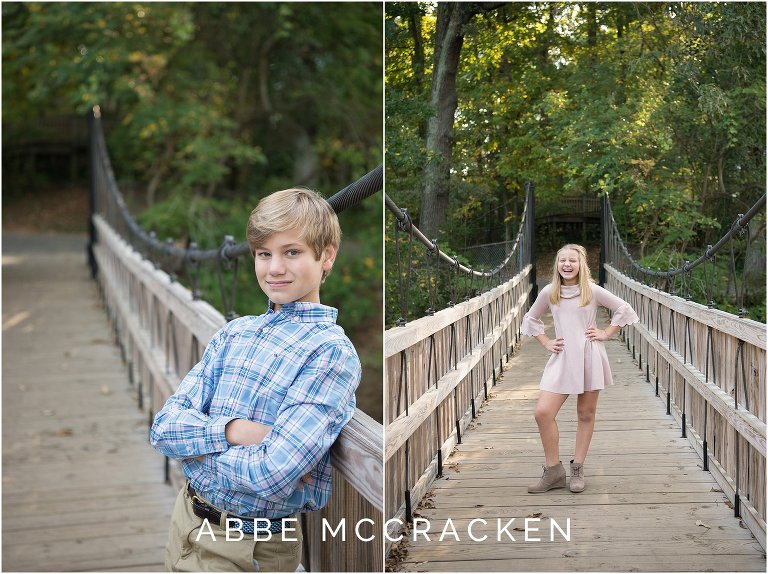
[395,310,766,572]
[2,234,177,571]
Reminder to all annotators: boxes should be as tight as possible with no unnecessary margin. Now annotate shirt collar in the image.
[266,300,338,323]
[560,284,581,299]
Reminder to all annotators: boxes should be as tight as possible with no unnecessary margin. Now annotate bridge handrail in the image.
[605,264,765,547]
[384,262,533,545]
[385,268,531,459]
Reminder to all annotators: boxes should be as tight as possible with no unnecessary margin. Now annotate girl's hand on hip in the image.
[544,337,564,354]
[585,326,608,341]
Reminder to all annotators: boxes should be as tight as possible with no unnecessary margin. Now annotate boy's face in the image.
[253,229,336,311]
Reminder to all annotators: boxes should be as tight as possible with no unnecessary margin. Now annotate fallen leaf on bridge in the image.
[695,520,711,529]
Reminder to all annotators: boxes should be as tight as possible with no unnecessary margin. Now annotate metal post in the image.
[526,181,537,302]
[599,194,606,286]
[87,108,99,279]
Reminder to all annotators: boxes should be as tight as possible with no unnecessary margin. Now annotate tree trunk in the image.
[407,4,428,140]
[587,2,598,50]
[419,3,473,239]
[419,2,504,238]
[146,137,175,207]
[292,129,317,186]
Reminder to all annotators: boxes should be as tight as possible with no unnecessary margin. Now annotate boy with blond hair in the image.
[151,188,361,572]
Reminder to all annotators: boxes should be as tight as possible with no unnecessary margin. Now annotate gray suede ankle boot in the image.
[569,460,585,493]
[528,461,566,493]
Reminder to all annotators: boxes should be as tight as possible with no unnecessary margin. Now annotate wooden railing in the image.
[92,215,383,572]
[606,264,766,549]
[384,265,533,546]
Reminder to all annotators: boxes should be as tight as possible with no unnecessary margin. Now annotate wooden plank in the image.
[401,540,765,560]
[398,555,766,572]
[330,409,383,511]
[413,504,757,524]
[408,504,754,541]
[606,265,766,349]
[2,234,178,572]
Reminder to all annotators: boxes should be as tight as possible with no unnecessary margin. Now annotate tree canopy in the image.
[386,2,765,252]
[4,2,382,207]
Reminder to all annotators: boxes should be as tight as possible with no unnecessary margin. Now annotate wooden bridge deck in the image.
[3,234,177,571]
[396,311,766,572]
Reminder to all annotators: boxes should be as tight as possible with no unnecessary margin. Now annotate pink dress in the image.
[521,283,639,395]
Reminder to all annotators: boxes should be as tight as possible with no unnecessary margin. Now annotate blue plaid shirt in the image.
[150,301,360,518]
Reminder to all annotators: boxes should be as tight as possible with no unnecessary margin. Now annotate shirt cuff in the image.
[206,415,236,453]
[610,303,639,327]
[521,314,546,337]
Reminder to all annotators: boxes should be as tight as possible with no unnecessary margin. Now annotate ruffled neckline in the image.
[560,284,581,299]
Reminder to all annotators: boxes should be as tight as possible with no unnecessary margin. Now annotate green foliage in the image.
[3,2,383,418]
[637,245,765,324]
[386,1,765,320]
[4,2,382,198]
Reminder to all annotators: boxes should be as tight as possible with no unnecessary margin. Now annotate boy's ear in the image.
[321,244,338,273]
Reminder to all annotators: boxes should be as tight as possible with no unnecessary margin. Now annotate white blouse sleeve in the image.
[521,285,550,337]
[593,285,639,327]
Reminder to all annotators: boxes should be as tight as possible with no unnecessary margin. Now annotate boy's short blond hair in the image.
[246,187,341,260]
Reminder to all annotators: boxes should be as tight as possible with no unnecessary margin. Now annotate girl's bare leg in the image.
[573,390,600,463]
[534,391,570,466]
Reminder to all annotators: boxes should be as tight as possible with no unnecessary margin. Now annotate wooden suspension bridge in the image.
[2,110,384,572]
[384,189,766,572]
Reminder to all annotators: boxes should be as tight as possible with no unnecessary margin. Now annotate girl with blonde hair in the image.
[521,244,638,493]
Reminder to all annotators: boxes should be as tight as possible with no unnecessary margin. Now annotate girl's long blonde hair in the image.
[549,244,594,307]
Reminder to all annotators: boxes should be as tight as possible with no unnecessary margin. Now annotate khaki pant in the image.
[165,485,303,572]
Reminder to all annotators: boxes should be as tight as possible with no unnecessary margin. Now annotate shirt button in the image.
[292,316,299,323]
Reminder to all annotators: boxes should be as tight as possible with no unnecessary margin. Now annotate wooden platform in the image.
[395,310,766,572]
[3,234,177,571]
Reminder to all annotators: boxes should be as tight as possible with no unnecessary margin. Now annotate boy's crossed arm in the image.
[211,341,359,501]
[151,334,360,502]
